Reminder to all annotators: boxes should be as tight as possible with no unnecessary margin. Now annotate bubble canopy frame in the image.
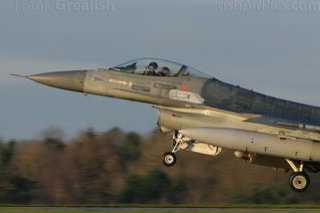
[109,57,210,77]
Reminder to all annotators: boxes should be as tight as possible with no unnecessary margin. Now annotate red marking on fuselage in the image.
[180,85,187,91]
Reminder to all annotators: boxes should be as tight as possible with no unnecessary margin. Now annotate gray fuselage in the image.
[85,69,320,127]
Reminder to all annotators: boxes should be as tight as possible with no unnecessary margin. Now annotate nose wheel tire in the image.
[162,152,176,167]
[289,172,310,192]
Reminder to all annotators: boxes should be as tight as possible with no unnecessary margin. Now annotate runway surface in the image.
[1,207,320,211]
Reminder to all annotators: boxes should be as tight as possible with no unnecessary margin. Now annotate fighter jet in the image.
[13,57,320,192]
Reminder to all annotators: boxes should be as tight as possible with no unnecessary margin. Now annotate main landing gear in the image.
[161,131,184,167]
[285,159,310,192]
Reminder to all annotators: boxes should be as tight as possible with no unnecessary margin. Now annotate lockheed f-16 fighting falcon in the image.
[13,57,320,192]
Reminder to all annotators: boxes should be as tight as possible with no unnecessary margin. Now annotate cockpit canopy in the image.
[109,57,209,78]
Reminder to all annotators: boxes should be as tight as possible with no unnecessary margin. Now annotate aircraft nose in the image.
[28,70,88,92]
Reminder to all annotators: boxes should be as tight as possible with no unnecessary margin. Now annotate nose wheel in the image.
[162,152,177,167]
[162,131,184,167]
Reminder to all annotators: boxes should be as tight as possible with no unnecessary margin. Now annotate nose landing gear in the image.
[162,152,176,167]
[161,131,184,167]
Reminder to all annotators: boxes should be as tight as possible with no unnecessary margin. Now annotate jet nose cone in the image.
[28,70,88,92]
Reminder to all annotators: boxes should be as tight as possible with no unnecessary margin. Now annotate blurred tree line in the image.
[0,127,320,204]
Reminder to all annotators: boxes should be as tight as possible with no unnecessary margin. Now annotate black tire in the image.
[289,172,310,192]
[161,152,176,167]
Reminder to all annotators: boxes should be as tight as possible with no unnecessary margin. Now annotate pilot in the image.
[158,67,171,77]
[144,62,158,76]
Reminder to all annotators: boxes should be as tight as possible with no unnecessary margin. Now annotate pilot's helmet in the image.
[161,67,170,73]
[148,62,158,70]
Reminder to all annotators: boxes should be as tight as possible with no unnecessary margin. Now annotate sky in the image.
[1,0,320,141]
